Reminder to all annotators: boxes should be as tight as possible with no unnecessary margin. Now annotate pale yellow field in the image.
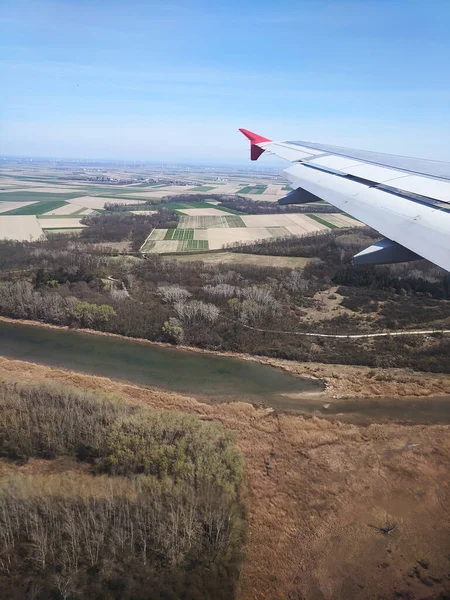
[193,229,209,241]
[37,218,86,229]
[246,194,279,203]
[146,240,179,253]
[241,214,328,233]
[206,227,280,250]
[263,184,283,196]
[66,196,148,210]
[320,214,363,227]
[0,201,39,214]
[42,203,86,216]
[0,216,45,241]
[147,228,167,241]
[178,208,229,216]
[117,191,167,199]
[208,184,242,194]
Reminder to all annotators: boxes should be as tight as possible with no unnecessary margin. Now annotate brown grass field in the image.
[166,251,312,268]
[0,356,449,599]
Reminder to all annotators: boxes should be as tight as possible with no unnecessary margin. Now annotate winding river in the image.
[0,320,323,404]
[2,320,450,424]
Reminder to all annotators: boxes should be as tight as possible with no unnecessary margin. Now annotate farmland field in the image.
[63,196,149,210]
[37,218,86,229]
[2,200,69,215]
[0,216,45,241]
[41,204,94,216]
[0,191,82,202]
[164,228,194,241]
[140,210,362,254]
[317,214,363,227]
[237,185,268,195]
[0,201,40,214]
[186,185,217,192]
[306,213,339,228]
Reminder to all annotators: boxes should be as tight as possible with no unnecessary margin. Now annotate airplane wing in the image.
[239,128,450,271]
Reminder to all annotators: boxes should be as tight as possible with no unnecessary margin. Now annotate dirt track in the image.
[0,357,449,599]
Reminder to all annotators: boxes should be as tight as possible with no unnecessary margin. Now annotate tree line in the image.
[0,229,450,371]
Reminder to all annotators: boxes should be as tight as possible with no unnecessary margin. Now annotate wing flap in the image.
[284,162,450,271]
[238,129,450,270]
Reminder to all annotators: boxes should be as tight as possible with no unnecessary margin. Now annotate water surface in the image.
[0,321,323,404]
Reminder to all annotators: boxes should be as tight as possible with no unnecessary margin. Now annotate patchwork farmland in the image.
[0,168,362,243]
[140,205,363,254]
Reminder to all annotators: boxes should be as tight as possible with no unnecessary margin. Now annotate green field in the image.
[0,191,81,203]
[237,185,267,195]
[187,186,216,192]
[224,215,246,227]
[178,214,246,229]
[2,201,69,216]
[282,185,293,191]
[164,228,194,241]
[306,214,337,229]
[179,240,209,251]
[37,213,86,219]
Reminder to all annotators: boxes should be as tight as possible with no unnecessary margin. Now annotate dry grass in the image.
[165,251,311,268]
[0,357,449,599]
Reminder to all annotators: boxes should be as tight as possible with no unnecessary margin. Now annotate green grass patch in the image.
[306,214,337,229]
[0,191,82,203]
[171,229,194,241]
[3,201,69,215]
[236,185,267,195]
[188,186,216,192]
[180,240,209,251]
[164,229,175,240]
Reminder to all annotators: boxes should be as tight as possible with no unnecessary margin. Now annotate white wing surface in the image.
[239,129,450,271]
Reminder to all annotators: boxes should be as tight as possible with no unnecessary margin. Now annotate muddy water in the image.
[0,320,323,404]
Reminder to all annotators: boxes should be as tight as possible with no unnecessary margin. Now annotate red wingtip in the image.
[239,128,271,144]
[239,128,271,161]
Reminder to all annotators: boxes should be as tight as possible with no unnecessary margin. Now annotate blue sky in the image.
[1,0,450,164]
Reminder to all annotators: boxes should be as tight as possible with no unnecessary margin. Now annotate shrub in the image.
[101,411,243,496]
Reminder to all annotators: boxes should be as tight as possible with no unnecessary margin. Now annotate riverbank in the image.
[0,358,449,599]
[1,315,450,399]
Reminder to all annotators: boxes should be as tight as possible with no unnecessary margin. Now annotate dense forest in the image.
[0,379,244,599]
[0,226,449,372]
